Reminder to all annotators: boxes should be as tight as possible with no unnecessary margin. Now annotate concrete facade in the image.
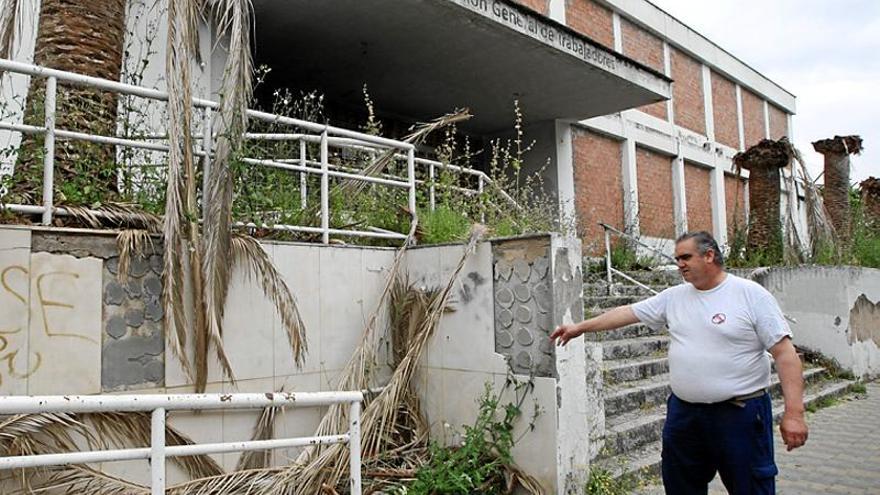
[752,266,880,380]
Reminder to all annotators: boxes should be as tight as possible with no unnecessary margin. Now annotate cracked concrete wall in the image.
[752,266,880,379]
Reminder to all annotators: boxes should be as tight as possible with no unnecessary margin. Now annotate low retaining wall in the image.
[752,266,880,379]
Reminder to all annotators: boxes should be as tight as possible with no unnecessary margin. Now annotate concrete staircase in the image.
[583,269,858,481]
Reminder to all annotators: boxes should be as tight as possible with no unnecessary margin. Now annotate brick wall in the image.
[573,128,623,253]
[512,0,550,15]
[636,147,675,238]
[724,174,747,237]
[711,71,739,149]
[621,18,667,120]
[768,104,789,140]
[741,87,765,148]
[670,47,705,135]
[684,162,713,233]
[566,0,614,48]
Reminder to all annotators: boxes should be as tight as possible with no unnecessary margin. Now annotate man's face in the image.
[674,238,713,283]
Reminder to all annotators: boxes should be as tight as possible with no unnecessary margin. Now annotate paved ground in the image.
[636,382,880,494]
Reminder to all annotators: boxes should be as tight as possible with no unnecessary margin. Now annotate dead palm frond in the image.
[0,412,83,456]
[116,229,155,282]
[289,219,419,473]
[63,203,162,232]
[199,0,255,388]
[236,405,279,471]
[19,465,149,495]
[230,233,307,366]
[789,144,837,256]
[162,0,201,384]
[287,225,485,493]
[0,0,21,60]
[167,467,282,495]
[84,412,224,480]
[335,109,471,198]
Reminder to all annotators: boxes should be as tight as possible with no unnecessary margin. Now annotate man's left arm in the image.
[769,337,808,451]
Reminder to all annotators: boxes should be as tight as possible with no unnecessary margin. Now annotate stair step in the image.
[603,406,666,458]
[601,336,669,361]
[605,373,671,417]
[584,323,667,342]
[603,366,829,419]
[583,282,670,297]
[585,295,645,310]
[600,377,859,483]
[603,355,669,385]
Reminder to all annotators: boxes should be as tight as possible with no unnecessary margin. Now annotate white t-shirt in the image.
[631,273,791,403]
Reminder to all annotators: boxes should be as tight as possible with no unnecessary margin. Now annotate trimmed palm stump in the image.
[813,135,863,240]
[734,138,792,259]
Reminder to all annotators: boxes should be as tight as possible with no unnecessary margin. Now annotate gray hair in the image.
[675,231,724,266]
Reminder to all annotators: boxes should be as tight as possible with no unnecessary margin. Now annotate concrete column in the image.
[548,0,566,23]
[787,113,794,140]
[763,100,771,139]
[612,12,623,53]
[663,42,674,123]
[672,147,687,235]
[622,137,640,236]
[555,121,577,230]
[702,65,715,141]
[735,84,745,151]
[711,163,728,246]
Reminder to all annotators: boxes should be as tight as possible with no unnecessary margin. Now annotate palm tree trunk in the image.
[11,0,127,206]
[813,135,863,242]
[733,139,791,261]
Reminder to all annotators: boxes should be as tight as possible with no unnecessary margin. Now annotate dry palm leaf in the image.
[116,229,155,283]
[289,218,419,473]
[18,465,149,495]
[162,0,200,384]
[230,233,307,367]
[334,109,471,199]
[287,224,485,494]
[84,412,224,480]
[236,405,279,471]
[0,0,21,61]
[63,203,162,232]
[199,0,255,388]
[167,467,282,495]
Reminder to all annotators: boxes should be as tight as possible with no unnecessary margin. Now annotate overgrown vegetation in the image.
[408,379,541,494]
[585,467,637,495]
[727,188,880,269]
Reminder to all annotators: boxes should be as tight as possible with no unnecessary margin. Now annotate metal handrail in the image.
[0,391,364,495]
[0,58,515,242]
[599,222,675,294]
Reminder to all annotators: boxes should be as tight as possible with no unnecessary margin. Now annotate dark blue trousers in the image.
[662,393,777,495]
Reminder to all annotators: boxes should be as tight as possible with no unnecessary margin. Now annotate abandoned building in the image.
[0,1,871,494]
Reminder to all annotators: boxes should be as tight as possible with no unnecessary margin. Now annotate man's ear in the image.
[706,249,716,264]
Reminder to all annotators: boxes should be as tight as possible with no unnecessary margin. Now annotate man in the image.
[550,231,808,495]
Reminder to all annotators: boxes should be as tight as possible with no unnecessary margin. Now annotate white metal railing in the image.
[599,222,675,295]
[0,58,513,243]
[0,391,364,495]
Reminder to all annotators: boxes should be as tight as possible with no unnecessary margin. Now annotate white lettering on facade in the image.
[455,0,618,72]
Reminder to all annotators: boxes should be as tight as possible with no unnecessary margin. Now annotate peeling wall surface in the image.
[752,266,880,379]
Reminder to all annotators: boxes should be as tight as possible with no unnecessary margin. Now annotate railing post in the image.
[151,407,166,495]
[349,400,362,495]
[299,139,307,209]
[428,162,435,211]
[477,174,485,223]
[407,147,416,218]
[41,76,57,225]
[201,107,213,218]
[604,227,613,285]
[320,129,329,244]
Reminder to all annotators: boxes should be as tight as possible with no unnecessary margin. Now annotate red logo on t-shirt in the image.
[711,313,726,325]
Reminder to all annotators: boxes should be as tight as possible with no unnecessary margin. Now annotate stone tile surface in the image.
[637,383,880,494]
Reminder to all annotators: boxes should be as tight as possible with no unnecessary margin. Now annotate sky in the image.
[651,0,880,185]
